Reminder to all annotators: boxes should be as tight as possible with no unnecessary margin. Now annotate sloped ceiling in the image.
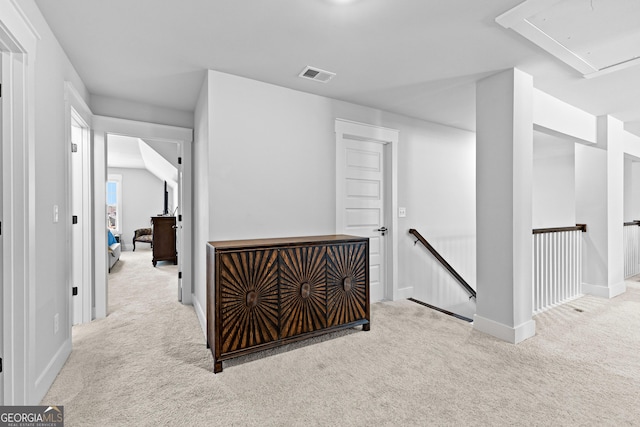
[107,135,178,189]
[138,140,178,190]
[142,139,180,169]
[107,135,145,169]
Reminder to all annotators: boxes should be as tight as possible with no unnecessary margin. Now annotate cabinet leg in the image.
[206,341,210,349]
[213,361,223,374]
[363,322,370,331]
[152,260,157,267]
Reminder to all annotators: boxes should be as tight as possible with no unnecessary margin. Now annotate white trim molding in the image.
[335,119,400,302]
[394,286,414,300]
[192,294,207,342]
[92,116,194,318]
[64,82,92,126]
[581,281,626,299]
[496,0,640,78]
[33,338,70,399]
[532,88,597,145]
[473,314,536,344]
[0,0,40,405]
[65,82,94,327]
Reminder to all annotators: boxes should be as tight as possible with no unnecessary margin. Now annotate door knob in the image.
[377,227,388,236]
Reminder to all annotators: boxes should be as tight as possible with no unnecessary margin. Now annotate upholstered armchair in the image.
[133,227,153,251]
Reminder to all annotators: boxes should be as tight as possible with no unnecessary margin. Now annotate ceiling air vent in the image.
[298,66,336,83]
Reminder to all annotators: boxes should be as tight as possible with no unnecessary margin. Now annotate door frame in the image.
[65,83,93,325]
[0,0,38,404]
[0,47,3,406]
[176,146,185,301]
[92,116,193,319]
[335,119,401,301]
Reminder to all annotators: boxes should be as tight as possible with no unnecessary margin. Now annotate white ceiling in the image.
[528,0,640,72]
[497,0,640,79]
[108,135,145,169]
[35,0,640,134]
[108,135,178,189]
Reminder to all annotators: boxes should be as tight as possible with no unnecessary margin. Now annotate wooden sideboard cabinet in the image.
[151,216,177,266]
[206,235,370,373]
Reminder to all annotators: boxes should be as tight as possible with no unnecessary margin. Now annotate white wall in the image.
[475,69,534,343]
[631,162,640,220]
[192,75,210,336]
[532,131,576,228]
[576,144,609,288]
[143,139,180,168]
[624,157,633,222]
[107,167,167,250]
[533,89,597,144]
[208,72,336,241]
[11,0,90,403]
[623,158,640,222]
[192,70,478,333]
[603,117,628,293]
[91,94,194,128]
[393,116,476,310]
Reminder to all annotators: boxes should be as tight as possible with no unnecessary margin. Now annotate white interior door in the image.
[66,85,94,325]
[177,164,183,302]
[336,119,399,302]
[70,118,83,324]
[70,108,92,325]
[337,137,386,302]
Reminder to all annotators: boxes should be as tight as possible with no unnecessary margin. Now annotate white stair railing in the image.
[624,222,640,278]
[532,225,585,315]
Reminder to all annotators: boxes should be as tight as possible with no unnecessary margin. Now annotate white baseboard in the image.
[192,294,207,342]
[473,314,536,344]
[582,281,626,299]
[34,338,72,404]
[394,286,413,300]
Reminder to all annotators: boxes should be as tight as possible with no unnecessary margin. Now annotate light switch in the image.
[399,207,406,218]
[53,205,59,223]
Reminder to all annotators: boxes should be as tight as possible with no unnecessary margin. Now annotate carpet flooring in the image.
[42,248,640,426]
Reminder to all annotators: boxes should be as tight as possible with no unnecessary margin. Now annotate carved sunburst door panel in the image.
[279,246,327,338]
[327,243,368,327]
[219,250,279,354]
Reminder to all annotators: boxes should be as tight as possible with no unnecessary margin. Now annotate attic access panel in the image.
[496,0,640,78]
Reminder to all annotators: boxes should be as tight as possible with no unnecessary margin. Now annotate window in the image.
[107,174,122,233]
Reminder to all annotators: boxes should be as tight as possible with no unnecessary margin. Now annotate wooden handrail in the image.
[408,298,473,322]
[532,224,587,234]
[408,229,476,300]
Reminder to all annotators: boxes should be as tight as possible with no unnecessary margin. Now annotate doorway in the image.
[335,119,399,302]
[92,116,193,319]
[70,108,92,325]
[106,134,181,298]
[65,83,94,327]
[0,2,40,404]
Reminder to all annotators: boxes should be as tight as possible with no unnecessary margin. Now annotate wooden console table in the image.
[151,216,177,266]
[206,235,370,373]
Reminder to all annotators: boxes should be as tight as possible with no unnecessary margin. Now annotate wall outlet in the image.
[53,205,59,223]
[54,313,59,334]
[399,207,407,218]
